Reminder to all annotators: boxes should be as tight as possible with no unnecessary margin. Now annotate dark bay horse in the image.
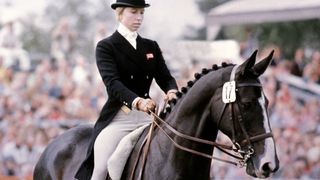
[34,50,279,180]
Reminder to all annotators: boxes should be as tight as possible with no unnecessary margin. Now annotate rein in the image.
[149,110,239,165]
[148,107,272,166]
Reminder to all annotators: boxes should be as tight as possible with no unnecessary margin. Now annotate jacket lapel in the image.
[112,31,149,73]
[113,31,139,60]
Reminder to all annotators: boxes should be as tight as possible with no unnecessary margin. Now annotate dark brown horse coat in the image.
[75,31,178,180]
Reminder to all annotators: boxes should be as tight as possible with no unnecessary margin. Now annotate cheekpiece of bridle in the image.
[148,65,274,168]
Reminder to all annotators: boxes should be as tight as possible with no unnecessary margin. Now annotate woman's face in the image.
[120,7,145,32]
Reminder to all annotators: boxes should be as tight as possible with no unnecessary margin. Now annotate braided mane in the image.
[159,62,234,118]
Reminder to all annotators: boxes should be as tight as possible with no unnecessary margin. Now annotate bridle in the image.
[131,65,274,179]
[150,65,273,167]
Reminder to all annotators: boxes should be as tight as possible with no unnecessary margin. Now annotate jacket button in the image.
[131,75,133,79]
[146,75,149,79]
[144,93,148,97]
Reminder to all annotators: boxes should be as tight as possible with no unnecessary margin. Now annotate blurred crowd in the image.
[0,18,107,179]
[0,17,319,180]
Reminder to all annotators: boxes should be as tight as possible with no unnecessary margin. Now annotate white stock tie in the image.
[127,32,137,49]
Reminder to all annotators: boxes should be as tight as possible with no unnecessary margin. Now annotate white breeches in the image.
[91,108,152,180]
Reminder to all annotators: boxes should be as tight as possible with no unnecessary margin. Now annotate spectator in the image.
[72,54,90,88]
[293,48,306,76]
[1,157,18,176]
[93,22,109,50]
[303,51,320,84]
[2,128,27,176]
[0,19,31,71]
[51,17,76,60]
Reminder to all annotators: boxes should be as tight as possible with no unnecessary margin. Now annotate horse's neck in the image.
[151,115,216,178]
[166,70,224,138]
[152,71,225,177]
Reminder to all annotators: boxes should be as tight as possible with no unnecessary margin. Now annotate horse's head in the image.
[210,50,279,178]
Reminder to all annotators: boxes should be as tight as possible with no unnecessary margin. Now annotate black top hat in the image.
[111,0,150,10]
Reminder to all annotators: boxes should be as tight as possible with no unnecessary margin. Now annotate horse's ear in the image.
[237,50,258,77]
[253,50,274,76]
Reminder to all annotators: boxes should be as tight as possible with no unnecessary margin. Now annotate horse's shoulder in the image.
[34,124,94,179]
[50,124,93,165]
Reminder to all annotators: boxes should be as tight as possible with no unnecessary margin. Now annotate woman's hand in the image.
[137,98,156,113]
[165,89,178,101]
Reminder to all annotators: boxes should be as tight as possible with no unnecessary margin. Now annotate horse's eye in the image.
[241,101,258,110]
[241,102,252,109]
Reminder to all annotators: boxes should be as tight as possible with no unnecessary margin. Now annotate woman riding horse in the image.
[75,0,178,179]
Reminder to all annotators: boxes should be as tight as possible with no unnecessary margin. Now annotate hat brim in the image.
[111,2,150,9]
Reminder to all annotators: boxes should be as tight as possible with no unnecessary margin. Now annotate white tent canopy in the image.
[206,0,320,39]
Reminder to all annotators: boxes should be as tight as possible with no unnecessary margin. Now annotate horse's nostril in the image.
[262,163,270,171]
[262,162,274,172]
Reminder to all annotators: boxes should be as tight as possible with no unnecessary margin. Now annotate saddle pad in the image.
[108,123,150,180]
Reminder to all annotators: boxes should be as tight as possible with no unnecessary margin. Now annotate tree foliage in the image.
[195,0,320,58]
[220,19,320,59]
[254,20,320,58]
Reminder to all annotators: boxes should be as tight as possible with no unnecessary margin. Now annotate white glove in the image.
[136,98,156,113]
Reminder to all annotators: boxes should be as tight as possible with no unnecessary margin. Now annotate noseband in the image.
[150,65,273,167]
